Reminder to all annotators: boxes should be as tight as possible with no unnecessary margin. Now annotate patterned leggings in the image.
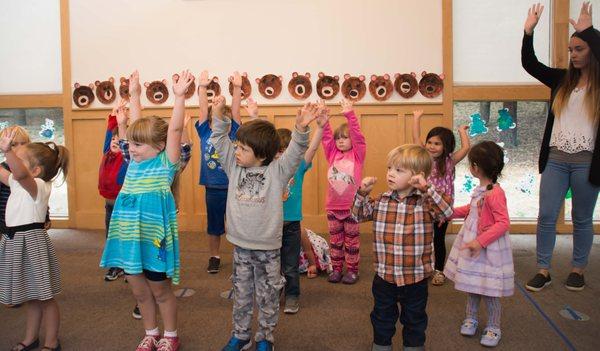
[327,211,360,273]
[466,293,501,329]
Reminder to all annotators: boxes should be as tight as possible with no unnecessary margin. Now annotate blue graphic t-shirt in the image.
[283,159,312,221]
[196,119,240,188]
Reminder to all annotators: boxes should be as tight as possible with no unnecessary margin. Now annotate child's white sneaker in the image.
[480,327,501,347]
[460,318,478,336]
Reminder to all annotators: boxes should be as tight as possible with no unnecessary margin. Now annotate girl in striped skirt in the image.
[0,132,69,351]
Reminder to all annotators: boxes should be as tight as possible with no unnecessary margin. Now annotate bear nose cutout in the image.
[266,87,274,95]
[377,87,386,96]
[296,86,304,95]
[427,86,434,93]
[78,96,88,105]
[401,83,411,93]
[154,92,163,100]
[106,90,113,98]
[322,88,332,96]
[350,90,358,98]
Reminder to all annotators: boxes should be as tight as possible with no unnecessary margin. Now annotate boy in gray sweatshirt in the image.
[210,95,321,351]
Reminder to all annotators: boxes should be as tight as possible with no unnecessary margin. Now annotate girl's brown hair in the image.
[24,142,69,182]
[333,123,349,140]
[426,127,456,176]
[467,141,504,188]
[551,29,600,125]
[126,116,168,150]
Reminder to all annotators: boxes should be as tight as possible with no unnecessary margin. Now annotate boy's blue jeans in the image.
[281,221,301,297]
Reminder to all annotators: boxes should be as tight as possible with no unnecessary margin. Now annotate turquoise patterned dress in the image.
[100,151,180,284]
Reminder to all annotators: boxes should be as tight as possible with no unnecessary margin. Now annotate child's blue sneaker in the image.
[256,339,274,351]
[480,327,501,347]
[221,336,251,351]
[460,318,478,336]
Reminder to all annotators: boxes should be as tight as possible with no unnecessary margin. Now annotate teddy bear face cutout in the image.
[144,80,169,104]
[228,73,252,100]
[368,74,393,101]
[316,72,340,100]
[288,72,312,100]
[95,78,116,104]
[341,74,366,102]
[73,83,95,108]
[119,77,130,100]
[394,73,419,99]
[256,74,282,99]
[418,71,444,98]
[205,77,221,103]
[172,74,196,99]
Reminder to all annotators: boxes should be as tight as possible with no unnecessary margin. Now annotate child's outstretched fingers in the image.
[244,97,258,118]
[340,98,353,113]
[129,70,141,96]
[413,110,424,119]
[198,70,210,87]
[0,129,16,153]
[230,71,242,87]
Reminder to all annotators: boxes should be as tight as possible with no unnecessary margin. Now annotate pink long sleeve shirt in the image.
[451,184,510,248]
[322,110,367,211]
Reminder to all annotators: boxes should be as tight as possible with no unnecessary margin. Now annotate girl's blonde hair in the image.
[2,125,31,143]
[552,30,600,124]
[334,123,349,139]
[24,142,69,182]
[387,144,432,178]
[126,116,168,150]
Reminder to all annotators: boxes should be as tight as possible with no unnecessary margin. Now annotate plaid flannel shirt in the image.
[119,140,191,170]
[352,186,453,287]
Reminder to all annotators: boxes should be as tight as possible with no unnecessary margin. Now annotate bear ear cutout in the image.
[384,74,390,80]
[344,73,351,80]
[161,79,168,85]
[318,72,325,78]
[74,83,80,88]
[278,75,282,81]
[144,82,150,88]
[255,78,261,84]
[242,72,248,77]
[359,75,365,81]
[95,80,101,86]
[172,74,180,81]
[305,72,311,78]
[421,71,427,77]
[411,72,417,77]
[394,73,400,79]
[371,75,378,82]
[212,76,219,83]
[292,72,299,78]
[88,83,95,89]
[109,77,115,83]
[438,73,445,80]
[120,77,127,84]
[334,75,339,81]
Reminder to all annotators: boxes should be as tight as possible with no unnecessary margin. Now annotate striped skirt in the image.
[0,228,61,305]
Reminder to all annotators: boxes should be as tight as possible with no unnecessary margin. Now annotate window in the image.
[0,108,68,218]
[453,101,547,220]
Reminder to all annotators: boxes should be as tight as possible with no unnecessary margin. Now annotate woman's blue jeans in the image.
[536,159,599,269]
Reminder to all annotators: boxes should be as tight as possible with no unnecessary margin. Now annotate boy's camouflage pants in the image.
[232,246,285,343]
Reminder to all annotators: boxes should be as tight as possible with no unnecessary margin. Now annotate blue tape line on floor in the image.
[516,283,577,351]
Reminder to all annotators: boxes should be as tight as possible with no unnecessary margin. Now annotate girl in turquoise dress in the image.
[100,70,194,351]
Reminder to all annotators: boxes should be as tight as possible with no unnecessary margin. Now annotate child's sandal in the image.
[11,339,39,351]
[41,343,62,351]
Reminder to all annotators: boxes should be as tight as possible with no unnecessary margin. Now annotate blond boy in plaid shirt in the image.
[352,144,453,351]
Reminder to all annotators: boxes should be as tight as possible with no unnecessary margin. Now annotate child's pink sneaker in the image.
[342,271,359,284]
[328,270,343,283]
[136,335,159,351]
[156,336,180,351]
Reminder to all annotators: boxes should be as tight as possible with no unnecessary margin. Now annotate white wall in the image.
[453,0,551,85]
[0,0,62,94]
[70,0,443,108]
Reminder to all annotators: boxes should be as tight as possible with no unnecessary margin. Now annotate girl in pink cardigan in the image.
[321,99,366,284]
[444,141,513,348]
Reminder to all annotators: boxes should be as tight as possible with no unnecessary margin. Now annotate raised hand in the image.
[129,70,141,97]
[570,1,593,32]
[173,70,195,98]
[243,97,259,118]
[116,105,128,125]
[295,102,319,132]
[198,70,210,88]
[340,98,353,113]
[524,3,544,35]
[413,109,424,119]
[0,129,16,153]
[458,125,470,134]
[409,173,428,191]
[230,71,242,88]
[315,100,331,129]
[212,95,226,118]
[359,176,377,195]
